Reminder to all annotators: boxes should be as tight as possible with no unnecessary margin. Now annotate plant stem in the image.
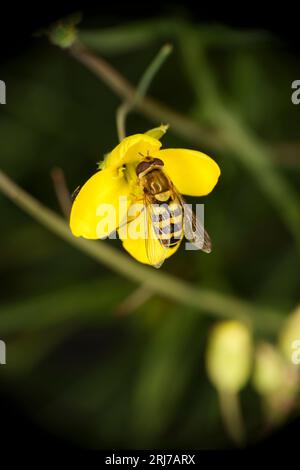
[134,43,173,103]
[116,43,173,142]
[50,167,72,218]
[219,390,246,446]
[0,169,283,334]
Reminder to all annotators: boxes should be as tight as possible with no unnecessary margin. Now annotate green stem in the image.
[116,43,173,141]
[219,390,246,446]
[50,166,72,218]
[134,44,173,104]
[0,170,283,334]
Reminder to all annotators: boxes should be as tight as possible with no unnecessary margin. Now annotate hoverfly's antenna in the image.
[139,150,152,160]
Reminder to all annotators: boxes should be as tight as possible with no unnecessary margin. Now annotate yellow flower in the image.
[70,126,220,265]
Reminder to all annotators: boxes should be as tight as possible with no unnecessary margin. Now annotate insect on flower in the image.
[70,126,221,267]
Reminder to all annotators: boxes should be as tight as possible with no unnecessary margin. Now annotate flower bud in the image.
[145,124,169,140]
[252,343,286,394]
[253,343,299,425]
[48,14,81,49]
[206,321,253,393]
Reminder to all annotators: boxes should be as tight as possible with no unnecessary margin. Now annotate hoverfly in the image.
[134,154,211,268]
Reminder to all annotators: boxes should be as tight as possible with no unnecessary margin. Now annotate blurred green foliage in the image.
[0,15,299,448]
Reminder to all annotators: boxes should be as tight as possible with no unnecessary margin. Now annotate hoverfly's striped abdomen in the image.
[151,200,183,247]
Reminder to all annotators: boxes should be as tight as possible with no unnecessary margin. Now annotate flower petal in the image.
[103,134,162,169]
[119,210,180,265]
[70,168,131,239]
[156,148,221,196]
[145,124,169,140]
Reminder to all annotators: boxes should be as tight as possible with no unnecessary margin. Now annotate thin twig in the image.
[116,43,173,141]
[51,166,72,218]
[69,41,134,98]
[0,170,284,334]
[116,102,130,142]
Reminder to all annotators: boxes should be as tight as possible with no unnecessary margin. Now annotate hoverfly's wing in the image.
[116,207,144,232]
[174,187,211,253]
[115,202,146,246]
[144,194,170,269]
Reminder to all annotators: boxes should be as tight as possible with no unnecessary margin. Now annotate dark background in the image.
[0,1,299,453]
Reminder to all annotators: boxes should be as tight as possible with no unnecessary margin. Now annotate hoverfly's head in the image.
[136,156,164,178]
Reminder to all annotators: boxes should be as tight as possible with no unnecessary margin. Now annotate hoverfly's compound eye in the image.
[136,161,152,176]
[136,157,164,176]
[152,158,164,167]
